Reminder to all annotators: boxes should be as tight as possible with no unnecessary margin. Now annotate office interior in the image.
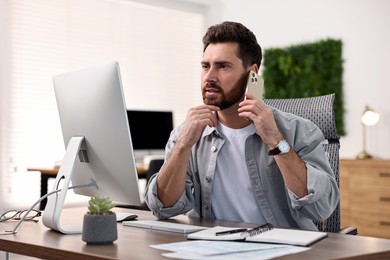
[0,0,389,246]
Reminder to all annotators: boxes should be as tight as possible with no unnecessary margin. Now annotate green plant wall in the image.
[262,39,345,135]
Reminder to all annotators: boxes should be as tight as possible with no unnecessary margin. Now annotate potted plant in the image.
[82,196,118,245]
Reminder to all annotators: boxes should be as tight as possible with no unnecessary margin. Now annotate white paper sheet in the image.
[151,240,309,260]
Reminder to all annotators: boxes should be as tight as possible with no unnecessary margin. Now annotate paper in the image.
[151,240,309,260]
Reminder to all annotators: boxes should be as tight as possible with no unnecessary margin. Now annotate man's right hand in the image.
[176,105,220,148]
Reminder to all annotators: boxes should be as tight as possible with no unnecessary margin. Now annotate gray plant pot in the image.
[82,213,118,245]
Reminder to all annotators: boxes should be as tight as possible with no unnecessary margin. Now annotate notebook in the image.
[122,220,207,234]
[187,224,327,247]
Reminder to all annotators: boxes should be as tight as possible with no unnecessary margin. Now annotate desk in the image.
[1,207,390,259]
[28,167,148,210]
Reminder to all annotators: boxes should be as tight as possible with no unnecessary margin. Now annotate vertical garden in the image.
[262,39,345,135]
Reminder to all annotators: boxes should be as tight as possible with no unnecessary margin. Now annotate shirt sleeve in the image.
[286,129,340,221]
[144,170,195,220]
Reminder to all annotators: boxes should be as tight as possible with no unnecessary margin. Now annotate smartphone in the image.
[245,70,264,100]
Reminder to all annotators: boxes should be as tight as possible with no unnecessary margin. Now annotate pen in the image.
[215,228,248,236]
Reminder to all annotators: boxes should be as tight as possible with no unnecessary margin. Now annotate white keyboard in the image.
[122,220,207,234]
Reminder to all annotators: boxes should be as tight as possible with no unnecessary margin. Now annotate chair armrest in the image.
[339,226,358,235]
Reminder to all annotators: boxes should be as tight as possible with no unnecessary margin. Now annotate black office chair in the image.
[264,94,356,234]
[139,159,165,211]
[146,159,165,184]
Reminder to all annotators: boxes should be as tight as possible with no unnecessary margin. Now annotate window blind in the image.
[1,0,204,209]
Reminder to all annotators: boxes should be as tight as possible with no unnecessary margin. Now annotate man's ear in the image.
[249,64,259,74]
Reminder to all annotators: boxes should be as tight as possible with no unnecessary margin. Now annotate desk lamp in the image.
[356,105,380,159]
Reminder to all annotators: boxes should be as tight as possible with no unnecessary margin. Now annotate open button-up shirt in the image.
[144,108,340,231]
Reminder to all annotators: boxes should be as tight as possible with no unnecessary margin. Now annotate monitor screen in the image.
[127,110,173,151]
[43,61,141,234]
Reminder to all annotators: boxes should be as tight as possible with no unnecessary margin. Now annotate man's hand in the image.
[238,93,282,149]
[176,105,220,148]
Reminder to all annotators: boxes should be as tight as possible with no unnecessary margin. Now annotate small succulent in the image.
[87,196,115,215]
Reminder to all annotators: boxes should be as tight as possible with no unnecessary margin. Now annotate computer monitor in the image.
[127,110,173,160]
[42,61,141,234]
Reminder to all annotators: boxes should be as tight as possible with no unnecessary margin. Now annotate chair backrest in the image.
[263,94,340,233]
[146,159,165,183]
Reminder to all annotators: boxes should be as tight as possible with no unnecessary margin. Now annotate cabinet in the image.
[340,159,390,239]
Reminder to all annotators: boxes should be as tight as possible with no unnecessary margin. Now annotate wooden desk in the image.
[1,207,390,259]
[28,166,148,210]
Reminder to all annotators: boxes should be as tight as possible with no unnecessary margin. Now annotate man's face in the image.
[201,43,248,110]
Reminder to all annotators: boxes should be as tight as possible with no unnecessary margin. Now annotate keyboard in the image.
[122,220,207,234]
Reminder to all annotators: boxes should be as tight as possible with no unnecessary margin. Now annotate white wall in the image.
[0,0,11,213]
[196,0,390,159]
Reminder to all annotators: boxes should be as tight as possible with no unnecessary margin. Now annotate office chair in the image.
[138,159,165,211]
[146,159,165,184]
[264,94,357,234]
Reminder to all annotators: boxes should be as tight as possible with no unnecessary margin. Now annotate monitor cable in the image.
[0,180,97,235]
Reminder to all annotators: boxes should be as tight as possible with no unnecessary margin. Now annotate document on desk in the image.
[187,225,327,247]
[151,240,309,260]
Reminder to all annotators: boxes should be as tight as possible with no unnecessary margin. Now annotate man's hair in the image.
[202,21,262,68]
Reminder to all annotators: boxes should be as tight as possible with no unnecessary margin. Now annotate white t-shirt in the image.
[212,121,266,224]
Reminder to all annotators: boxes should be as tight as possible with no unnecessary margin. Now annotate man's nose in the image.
[203,67,218,83]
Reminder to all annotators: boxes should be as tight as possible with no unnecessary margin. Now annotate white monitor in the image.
[42,61,141,234]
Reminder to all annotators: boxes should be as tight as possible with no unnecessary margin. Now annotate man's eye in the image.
[218,64,229,69]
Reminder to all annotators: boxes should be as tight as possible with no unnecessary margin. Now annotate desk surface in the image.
[28,166,148,178]
[1,208,390,260]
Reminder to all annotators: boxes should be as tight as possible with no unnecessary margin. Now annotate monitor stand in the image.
[42,136,89,234]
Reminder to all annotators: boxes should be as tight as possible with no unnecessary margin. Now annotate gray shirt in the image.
[144,108,340,231]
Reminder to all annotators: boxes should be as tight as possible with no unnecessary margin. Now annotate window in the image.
[0,0,204,209]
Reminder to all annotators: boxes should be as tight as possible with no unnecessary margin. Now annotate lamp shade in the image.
[356,105,380,159]
[361,106,380,126]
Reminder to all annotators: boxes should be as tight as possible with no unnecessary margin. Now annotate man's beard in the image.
[202,72,248,110]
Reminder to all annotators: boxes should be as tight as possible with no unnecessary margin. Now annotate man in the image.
[144,21,339,231]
